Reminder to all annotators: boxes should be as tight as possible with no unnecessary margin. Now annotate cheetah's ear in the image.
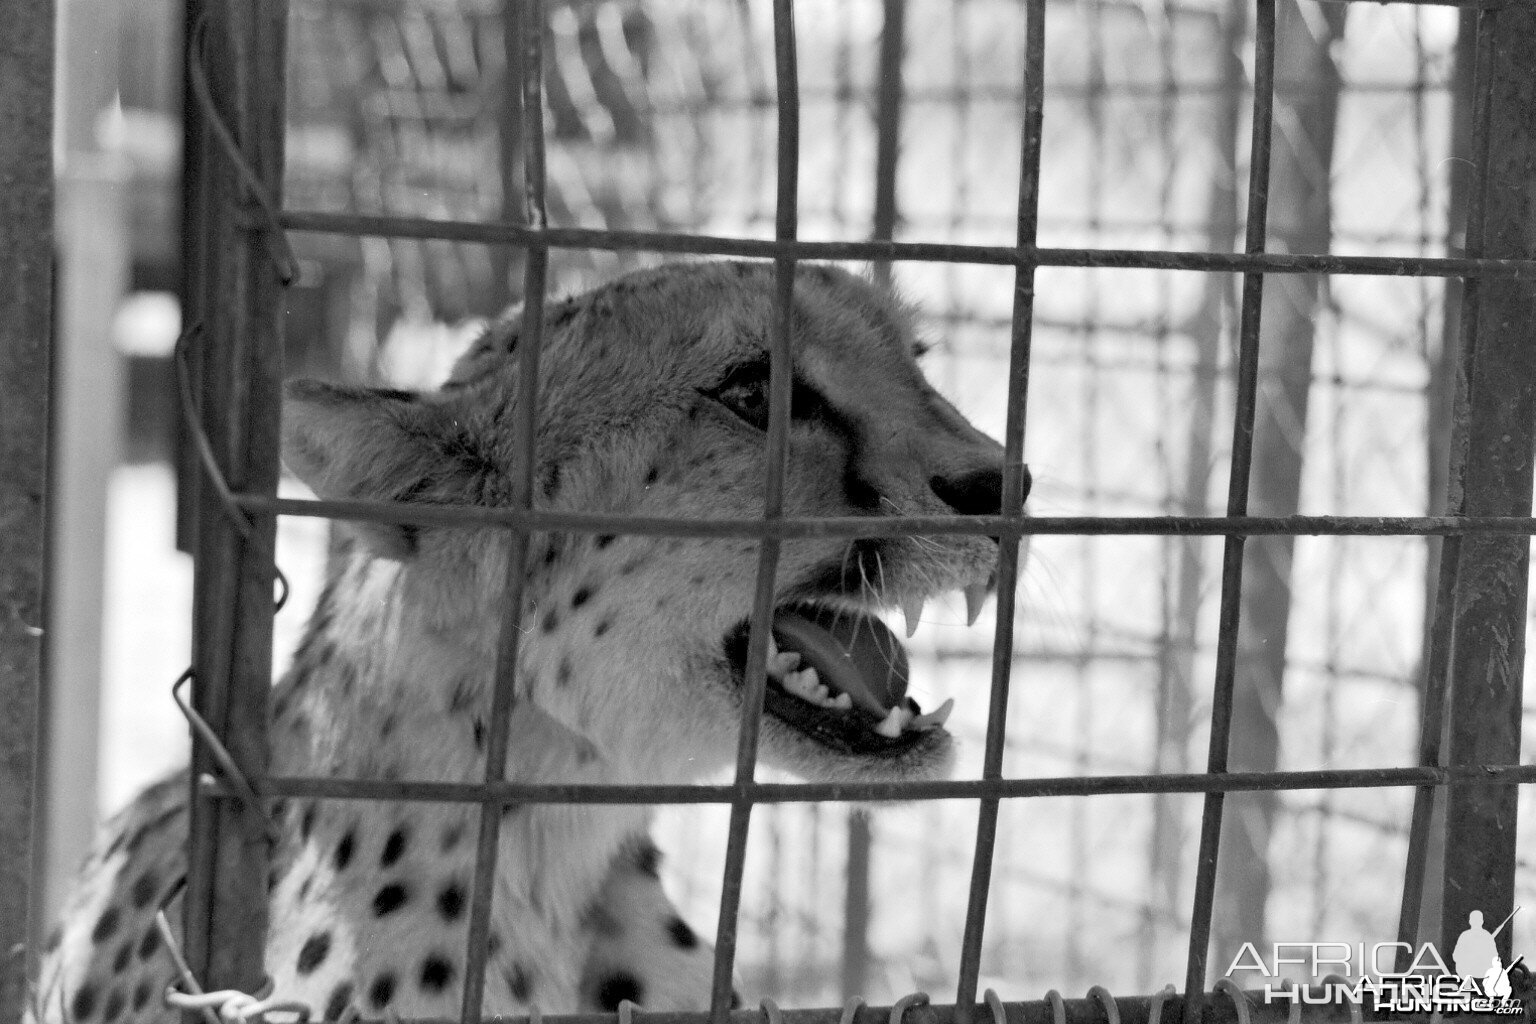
[282,379,444,559]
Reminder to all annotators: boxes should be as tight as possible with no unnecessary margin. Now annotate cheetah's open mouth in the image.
[723,604,953,756]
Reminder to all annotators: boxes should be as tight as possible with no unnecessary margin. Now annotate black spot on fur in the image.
[324,982,353,1021]
[437,881,465,921]
[44,926,61,952]
[71,981,97,1021]
[381,827,409,867]
[298,874,313,901]
[540,463,562,499]
[138,925,160,961]
[551,302,578,327]
[488,931,502,955]
[542,608,560,633]
[596,972,643,1010]
[644,466,659,486]
[132,979,152,1012]
[297,931,332,975]
[634,842,661,877]
[667,916,699,949]
[419,955,455,993]
[507,963,533,1002]
[335,829,356,870]
[595,534,615,549]
[102,987,124,1021]
[557,657,572,688]
[373,883,410,916]
[594,619,611,638]
[572,586,593,608]
[300,804,317,841]
[380,713,397,740]
[92,906,121,943]
[732,991,744,1009]
[472,717,486,750]
[543,545,560,567]
[620,558,644,576]
[369,972,397,1010]
[448,680,475,713]
[442,823,464,852]
[111,940,133,974]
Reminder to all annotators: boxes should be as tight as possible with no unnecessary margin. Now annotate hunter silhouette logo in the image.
[1453,908,1522,1001]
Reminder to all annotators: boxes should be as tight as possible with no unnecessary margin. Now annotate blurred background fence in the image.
[58,0,1532,1006]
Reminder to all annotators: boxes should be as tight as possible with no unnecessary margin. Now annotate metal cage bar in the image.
[1435,0,1536,965]
[953,0,1046,1014]
[1182,0,1277,1004]
[0,0,54,1013]
[708,2,801,1016]
[180,0,288,998]
[459,0,549,1020]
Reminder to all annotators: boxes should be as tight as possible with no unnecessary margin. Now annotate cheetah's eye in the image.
[703,360,772,431]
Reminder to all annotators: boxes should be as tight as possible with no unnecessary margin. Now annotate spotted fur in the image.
[35,261,1010,1021]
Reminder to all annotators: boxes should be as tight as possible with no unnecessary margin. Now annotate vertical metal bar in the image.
[1397,8,1482,966]
[490,0,527,311]
[869,0,905,285]
[1181,0,1276,1007]
[1216,0,1345,969]
[952,0,1044,1015]
[460,2,547,1021]
[182,0,288,996]
[0,0,53,1012]
[1438,1,1536,967]
[838,0,907,998]
[1151,0,1245,982]
[709,1,799,1016]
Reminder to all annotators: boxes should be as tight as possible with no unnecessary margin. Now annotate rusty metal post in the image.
[180,0,288,997]
[1438,2,1536,967]
[0,0,54,1014]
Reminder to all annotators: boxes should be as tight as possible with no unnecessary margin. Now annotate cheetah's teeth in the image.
[873,705,914,738]
[911,698,954,731]
[901,596,925,638]
[964,584,989,627]
[830,692,853,710]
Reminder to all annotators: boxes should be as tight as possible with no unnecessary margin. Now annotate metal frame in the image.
[171,0,1536,1021]
[0,0,55,1016]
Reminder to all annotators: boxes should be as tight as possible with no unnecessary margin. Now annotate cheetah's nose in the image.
[930,465,1025,517]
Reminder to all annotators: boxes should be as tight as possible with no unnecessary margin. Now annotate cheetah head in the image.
[282,261,1024,785]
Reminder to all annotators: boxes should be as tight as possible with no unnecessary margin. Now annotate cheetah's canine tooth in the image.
[964,584,988,627]
[901,595,924,637]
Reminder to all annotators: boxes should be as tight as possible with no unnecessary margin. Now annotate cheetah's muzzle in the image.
[723,604,954,757]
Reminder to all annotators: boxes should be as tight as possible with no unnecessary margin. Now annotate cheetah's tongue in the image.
[770,607,909,721]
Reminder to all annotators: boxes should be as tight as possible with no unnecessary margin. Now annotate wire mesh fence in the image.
[151,0,1536,1020]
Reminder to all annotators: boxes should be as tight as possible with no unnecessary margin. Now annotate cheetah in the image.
[35,260,1021,1022]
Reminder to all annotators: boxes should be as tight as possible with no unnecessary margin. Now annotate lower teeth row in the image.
[766,638,953,734]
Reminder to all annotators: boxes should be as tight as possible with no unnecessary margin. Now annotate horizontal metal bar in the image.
[274,994,1323,1024]
[239,493,1536,539]
[208,761,1536,807]
[277,210,1536,278]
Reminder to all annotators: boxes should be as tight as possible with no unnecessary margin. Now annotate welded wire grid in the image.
[173,0,1536,1020]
